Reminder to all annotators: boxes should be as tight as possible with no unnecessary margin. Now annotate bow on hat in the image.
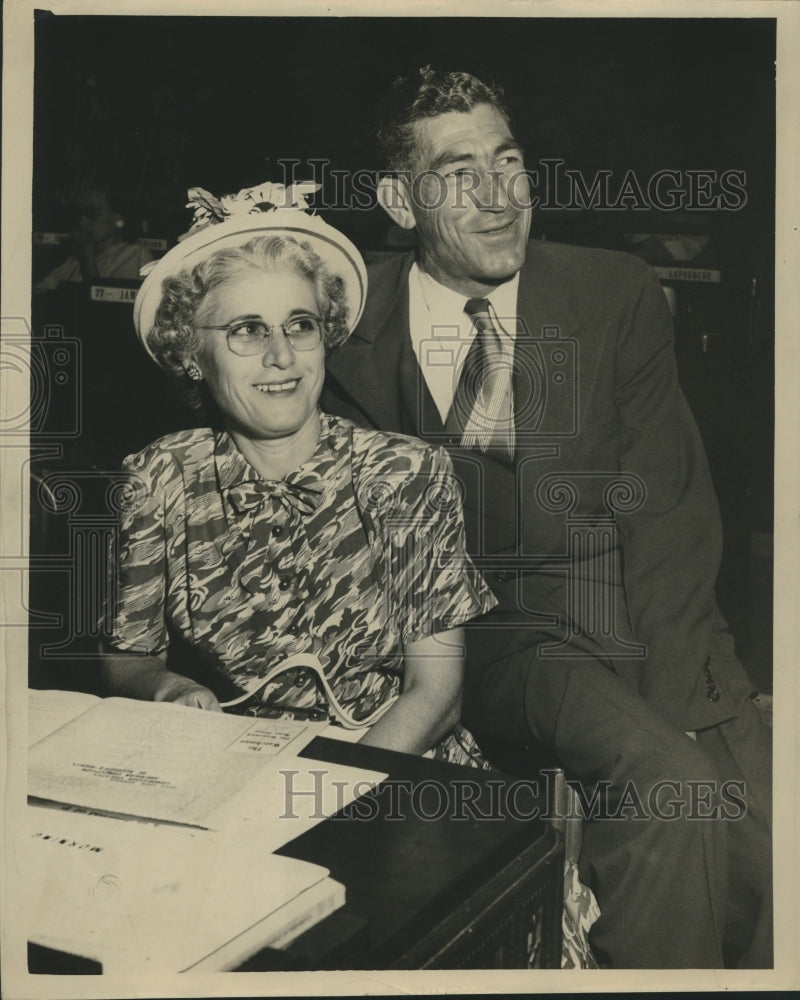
[226,473,324,518]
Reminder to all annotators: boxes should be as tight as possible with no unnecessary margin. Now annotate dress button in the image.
[707,689,720,702]
[278,575,292,591]
[271,525,283,538]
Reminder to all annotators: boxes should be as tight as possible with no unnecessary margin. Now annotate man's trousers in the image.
[462,651,772,968]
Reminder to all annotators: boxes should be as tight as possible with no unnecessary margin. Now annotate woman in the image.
[102,181,496,761]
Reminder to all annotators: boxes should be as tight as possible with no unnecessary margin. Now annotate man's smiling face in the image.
[406,103,532,298]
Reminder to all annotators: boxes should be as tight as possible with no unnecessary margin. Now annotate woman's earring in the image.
[186,363,203,382]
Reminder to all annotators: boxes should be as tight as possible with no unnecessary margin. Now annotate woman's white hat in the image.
[133,182,367,361]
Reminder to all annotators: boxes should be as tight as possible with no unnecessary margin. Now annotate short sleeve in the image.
[106,447,178,655]
[360,441,498,645]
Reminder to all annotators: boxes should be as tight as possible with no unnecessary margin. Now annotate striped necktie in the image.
[445,297,515,459]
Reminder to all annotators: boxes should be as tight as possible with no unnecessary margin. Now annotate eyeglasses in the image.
[198,315,324,356]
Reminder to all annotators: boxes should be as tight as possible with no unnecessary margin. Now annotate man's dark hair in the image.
[376,66,512,173]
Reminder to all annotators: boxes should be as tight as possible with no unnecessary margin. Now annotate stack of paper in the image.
[26,690,387,972]
[27,805,342,972]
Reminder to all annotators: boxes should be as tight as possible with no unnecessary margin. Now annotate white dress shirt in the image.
[408,263,519,423]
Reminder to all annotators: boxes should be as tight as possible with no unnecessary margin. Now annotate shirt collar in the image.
[412,262,520,328]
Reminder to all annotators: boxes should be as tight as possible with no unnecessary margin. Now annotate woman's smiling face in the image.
[191,268,326,443]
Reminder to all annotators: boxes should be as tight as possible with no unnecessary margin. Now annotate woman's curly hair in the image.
[146,234,350,413]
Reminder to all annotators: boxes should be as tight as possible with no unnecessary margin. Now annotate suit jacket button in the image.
[707,689,720,702]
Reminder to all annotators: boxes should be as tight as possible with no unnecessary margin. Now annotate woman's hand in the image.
[359,628,465,755]
[101,652,221,711]
[153,673,222,711]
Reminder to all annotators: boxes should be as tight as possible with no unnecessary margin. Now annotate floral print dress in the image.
[108,413,496,761]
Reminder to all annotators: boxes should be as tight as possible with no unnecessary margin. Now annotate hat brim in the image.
[133,211,367,363]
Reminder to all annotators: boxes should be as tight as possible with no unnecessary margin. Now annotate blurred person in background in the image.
[34,187,152,291]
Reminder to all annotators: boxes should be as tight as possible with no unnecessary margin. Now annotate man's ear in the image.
[377,176,417,231]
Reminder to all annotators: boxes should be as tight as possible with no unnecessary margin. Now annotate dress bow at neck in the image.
[225,471,324,518]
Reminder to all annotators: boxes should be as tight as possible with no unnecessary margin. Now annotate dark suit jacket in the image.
[322,242,756,733]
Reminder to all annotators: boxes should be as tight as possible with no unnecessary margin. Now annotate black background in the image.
[33,14,775,268]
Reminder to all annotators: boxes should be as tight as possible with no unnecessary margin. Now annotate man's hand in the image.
[152,673,222,711]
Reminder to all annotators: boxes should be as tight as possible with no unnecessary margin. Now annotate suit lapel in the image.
[514,244,585,445]
[326,250,447,438]
[397,326,446,438]
[326,252,414,432]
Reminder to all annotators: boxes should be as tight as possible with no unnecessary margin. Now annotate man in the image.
[321,67,771,968]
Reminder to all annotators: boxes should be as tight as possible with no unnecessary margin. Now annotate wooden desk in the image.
[244,736,563,970]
